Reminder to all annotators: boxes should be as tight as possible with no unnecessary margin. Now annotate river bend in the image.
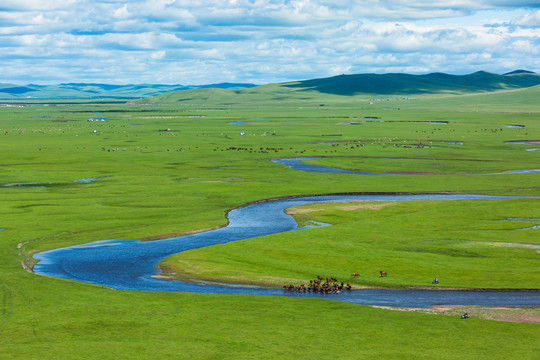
[33,193,540,308]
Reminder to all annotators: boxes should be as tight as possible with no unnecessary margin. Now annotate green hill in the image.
[399,84,540,112]
[4,70,538,106]
[141,70,540,108]
[0,82,256,100]
[281,71,540,95]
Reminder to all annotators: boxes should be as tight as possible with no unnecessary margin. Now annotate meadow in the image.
[0,84,539,358]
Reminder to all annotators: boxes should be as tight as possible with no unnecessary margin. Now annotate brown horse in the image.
[351,273,359,277]
[379,271,387,277]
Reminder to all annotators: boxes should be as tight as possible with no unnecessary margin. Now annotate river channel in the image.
[271,157,540,175]
[33,193,540,308]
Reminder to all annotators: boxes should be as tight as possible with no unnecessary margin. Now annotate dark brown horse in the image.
[379,271,387,277]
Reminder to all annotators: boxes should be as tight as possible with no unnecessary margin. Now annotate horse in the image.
[379,271,387,277]
[351,273,359,277]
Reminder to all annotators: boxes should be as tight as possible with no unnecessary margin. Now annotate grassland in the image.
[0,83,539,359]
[162,199,540,290]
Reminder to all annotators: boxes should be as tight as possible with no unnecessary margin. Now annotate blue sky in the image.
[1,1,539,85]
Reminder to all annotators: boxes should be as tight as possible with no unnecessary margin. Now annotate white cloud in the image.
[0,1,538,84]
[113,4,129,19]
[0,0,80,11]
[511,10,540,26]
[150,50,167,59]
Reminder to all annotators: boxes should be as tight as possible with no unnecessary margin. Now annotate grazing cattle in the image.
[379,271,387,277]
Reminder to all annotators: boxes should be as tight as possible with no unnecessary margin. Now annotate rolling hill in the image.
[0,82,256,100]
[281,70,540,95]
[2,70,539,104]
[139,70,540,107]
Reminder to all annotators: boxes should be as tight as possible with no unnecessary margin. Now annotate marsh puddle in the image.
[74,175,117,183]
[338,121,448,125]
[503,217,540,231]
[505,218,540,221]
[466,241,540,252]
[515,225,540,230]
[87,117,116,121]
[1,182,58,188]
[490,169,540,175]
[272,157,540,176]
[73,174,169,183]
[505,140,540,145]
[298,220,331,229]
[272,158,382,175]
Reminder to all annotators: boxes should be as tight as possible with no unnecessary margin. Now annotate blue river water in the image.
[272,157,540,175]
[33,194,540,308]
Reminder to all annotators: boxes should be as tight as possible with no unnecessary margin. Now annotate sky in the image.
[1,1,539,85]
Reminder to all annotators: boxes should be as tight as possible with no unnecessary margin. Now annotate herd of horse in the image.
[283,276,352,294]
[283,271,388,294]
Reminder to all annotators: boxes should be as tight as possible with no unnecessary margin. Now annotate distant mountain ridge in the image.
[0,82,257,100]
[503,69,536,75]
[281,70,540,96]
[140,70,540,105]
[1,70,539,100]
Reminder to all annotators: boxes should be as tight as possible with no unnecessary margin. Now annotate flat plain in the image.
[1,80,539,359]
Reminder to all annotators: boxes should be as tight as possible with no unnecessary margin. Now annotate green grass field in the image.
[1,85,539,358]
[162,199,540,290]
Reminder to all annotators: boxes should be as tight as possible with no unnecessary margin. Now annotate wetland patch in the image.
[272,157,540,176]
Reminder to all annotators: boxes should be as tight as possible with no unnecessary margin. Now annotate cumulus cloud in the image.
[511,9,540,26]
[0,1,538,84]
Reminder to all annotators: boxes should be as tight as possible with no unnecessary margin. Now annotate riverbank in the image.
[153,271,540,323]
[33,194,540,307]
[154,269,540,293]
[374,305,540,324]
[159,195,540,291]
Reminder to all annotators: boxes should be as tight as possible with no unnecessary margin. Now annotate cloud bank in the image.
[0,1,539,84]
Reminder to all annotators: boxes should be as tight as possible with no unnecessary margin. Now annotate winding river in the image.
[33,193,540,308]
